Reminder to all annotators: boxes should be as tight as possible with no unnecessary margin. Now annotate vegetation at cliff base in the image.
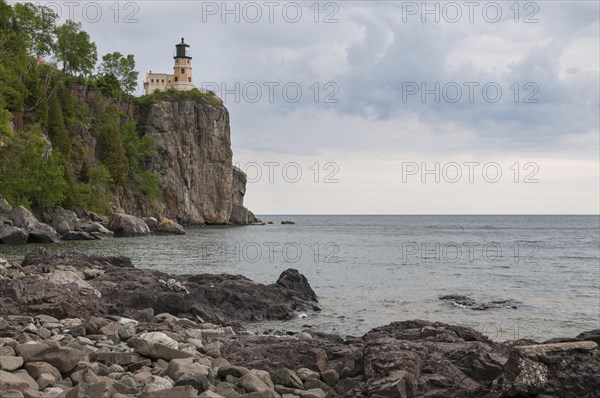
[0,0,159,213]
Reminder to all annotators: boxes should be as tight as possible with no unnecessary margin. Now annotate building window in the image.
[188,77,191,82]
[181,68,185,74]
[175,77,178,82]
[162,79,164,83]
[151,79,154,82]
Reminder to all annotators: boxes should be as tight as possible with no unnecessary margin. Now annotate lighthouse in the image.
[143,38,196,95]
[172,38,194,91]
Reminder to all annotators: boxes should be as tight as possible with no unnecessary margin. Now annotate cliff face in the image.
[124,98,256,225]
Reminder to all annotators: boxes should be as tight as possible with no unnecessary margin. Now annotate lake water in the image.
[2,215,599,341]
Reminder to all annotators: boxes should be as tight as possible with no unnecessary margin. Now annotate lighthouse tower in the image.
[172,38,194,91]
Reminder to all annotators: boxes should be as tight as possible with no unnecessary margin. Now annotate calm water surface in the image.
[2,215,599,341]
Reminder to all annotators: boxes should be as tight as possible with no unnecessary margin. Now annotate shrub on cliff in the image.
[0,126,67,208]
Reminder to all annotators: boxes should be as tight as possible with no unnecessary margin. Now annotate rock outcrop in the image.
[0,250,598,397]
[119,97,257,225]
[0,249,319,325]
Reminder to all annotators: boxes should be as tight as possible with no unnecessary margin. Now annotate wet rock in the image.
[276,269,317,302]
[107,213,151,237]
[155,217,186,235]
[439,294,519,310]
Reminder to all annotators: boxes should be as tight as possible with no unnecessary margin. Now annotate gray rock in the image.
[0,224,28,245]
[117,317,139,339]
[218,364,250,379]
[239,372,270,393]
[0,355,24,371]
[37,373,56,389]
[23,362,62,381]
[140,385,198,398]
[174,372,210,392]
[271,368,304,390]
[8,206,59,243]
[0,198,11,214]
[141,375,174,393]
[300,389,325,398]
[107,213,151,237]
[320,369,339,387]
[296,368,319,382]
[0,390,24,398]
[0,370,30,390]
[46,270,101,298]
[167,358,210,381]
[43,387,64,398]
[213,382,243,398]
[16,342,82,373]
[155,218,186,235]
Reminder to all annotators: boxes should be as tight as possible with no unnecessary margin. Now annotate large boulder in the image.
[0,224,29,245]
[155,218,186,235]
[276,269,318,302]
[15,342,83,373]
[7,206,59,243]
[0,198,11,214]
[42,207,78,235]
[107,213,151,237]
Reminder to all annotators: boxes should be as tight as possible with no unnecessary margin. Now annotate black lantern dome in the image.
[175,38,191,59]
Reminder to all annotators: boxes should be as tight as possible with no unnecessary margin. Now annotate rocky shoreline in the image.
[1,251,599,398]
[0,201,266,246]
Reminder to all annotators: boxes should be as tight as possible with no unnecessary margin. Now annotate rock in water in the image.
[107,213,151,237]
[7,206,59,243]
[276,269,318,302]
[155,217,186,235]
[0,224,29,245]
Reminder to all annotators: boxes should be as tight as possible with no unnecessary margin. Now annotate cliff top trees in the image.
[54,20,97,76]
[99,52,138,95]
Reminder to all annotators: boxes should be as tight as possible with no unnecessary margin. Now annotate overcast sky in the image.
[38,0,599,214]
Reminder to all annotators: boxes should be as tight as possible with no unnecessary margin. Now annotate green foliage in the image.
[13,2,58,57]
[54,20,97,76]
[120,120,161,201]
[0,125,67,208]
[47,92,70,157]
[95,74,121,98]
[93,105,129,185]
[70,165,113,213]
[134,170,161,201]
[99,52,138,94]
[0,1,156,213]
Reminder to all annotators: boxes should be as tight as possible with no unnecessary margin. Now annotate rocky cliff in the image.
[119,96,257,225]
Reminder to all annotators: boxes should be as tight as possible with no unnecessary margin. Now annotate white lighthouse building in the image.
[143,38,195,95]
